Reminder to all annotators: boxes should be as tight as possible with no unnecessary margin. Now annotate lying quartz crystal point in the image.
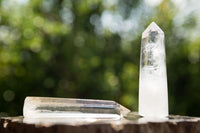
[23,97,130,119]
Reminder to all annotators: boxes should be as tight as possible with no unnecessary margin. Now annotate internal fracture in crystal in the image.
[139,22,168,117]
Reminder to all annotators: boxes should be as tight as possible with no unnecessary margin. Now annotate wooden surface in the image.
[1,114,200,133]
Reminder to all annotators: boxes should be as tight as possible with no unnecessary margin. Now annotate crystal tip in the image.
[142,22,164,38]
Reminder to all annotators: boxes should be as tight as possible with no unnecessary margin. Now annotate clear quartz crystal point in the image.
[139,22,168,117]
[23,97,130,119]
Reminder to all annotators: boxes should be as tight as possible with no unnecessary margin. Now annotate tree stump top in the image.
[1,113,200,133]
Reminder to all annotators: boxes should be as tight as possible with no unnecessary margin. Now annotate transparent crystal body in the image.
[23,97,130,119]
[139,22,168,117]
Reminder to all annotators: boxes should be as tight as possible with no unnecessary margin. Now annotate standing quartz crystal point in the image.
[139,22,168,117]
[23,97,130,119]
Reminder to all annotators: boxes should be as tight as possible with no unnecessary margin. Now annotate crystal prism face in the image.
[139,22,168,117]
[23,97,130,120]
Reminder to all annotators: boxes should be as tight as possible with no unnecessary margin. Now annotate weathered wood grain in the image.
[1,115,200,133]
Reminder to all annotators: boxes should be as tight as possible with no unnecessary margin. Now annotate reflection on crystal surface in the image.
[23,97,130,120]
[139,22,168,117]
[23,117,98,125]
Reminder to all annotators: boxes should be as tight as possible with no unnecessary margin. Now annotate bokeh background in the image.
[0,0,200,117]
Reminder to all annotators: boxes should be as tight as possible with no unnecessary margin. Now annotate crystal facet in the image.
[23,97,130,119]
[139,22,168,117]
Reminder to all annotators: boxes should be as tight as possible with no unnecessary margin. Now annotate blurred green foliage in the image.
[0,0,200,117]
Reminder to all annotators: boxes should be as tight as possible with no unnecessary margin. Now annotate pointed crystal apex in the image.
[142,22,164,39]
